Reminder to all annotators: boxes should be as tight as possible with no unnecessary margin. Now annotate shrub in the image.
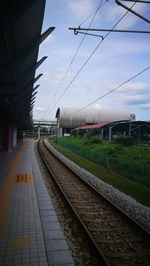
[115,134,134,146]
[84,135,102,144]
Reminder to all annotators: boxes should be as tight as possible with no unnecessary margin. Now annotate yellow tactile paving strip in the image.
[16,173,33,183]
[0,143,27,234]
[9,236,31,248]
[0,139,74,266]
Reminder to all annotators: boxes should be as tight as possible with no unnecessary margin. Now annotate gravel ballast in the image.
[44,139,150,233]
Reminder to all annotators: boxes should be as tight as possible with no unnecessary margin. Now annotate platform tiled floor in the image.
[0,139,74,266]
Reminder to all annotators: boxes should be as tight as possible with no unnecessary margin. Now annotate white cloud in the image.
[33,1,150,121]
[89,79,150,111]
[34,107,46,111]
[139,104,150,110]
[68,0,95,18]
[116,81,149,94]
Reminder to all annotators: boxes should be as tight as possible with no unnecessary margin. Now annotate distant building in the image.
[56,107,132,136]
[72,121,150,142]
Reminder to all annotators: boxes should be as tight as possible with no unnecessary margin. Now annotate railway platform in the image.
[0,139,74,266]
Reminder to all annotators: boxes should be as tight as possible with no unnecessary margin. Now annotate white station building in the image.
[56,107,132,136]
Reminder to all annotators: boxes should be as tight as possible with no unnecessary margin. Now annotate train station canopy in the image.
[0,0,55,129]
[75,120,150,142]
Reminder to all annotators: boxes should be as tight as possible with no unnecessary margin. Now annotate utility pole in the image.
[38,126,40,139]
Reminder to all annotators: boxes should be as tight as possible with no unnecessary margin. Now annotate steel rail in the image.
[37,138,150,265]
[37,138,109,265]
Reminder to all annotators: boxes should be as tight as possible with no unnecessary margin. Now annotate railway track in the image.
[38,138,150,266]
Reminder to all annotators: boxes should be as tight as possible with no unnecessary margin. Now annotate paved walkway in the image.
[0,139,74,266]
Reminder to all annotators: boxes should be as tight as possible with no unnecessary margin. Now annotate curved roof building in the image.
[56,107,131,129]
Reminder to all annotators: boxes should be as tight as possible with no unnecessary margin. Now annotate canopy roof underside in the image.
[0,0,54,129]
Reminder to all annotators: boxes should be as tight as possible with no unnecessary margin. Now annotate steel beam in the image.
[39,27,55,44]
[0,74,42,94]
[0,27,54,71]
[69,27,150,34]
[33,85,40,92]
[36,56,47,69]
[32,91,38,98]
[122,0,150,2]
[116,0,150,24]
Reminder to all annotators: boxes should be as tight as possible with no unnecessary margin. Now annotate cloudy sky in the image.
[34,0,150,121]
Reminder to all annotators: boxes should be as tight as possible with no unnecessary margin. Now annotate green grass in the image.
[48,136,150,206]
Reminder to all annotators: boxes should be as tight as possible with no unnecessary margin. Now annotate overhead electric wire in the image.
[69,0,106,63]
[45,0,108,117]
[46,1,137,117]
[78,0,109,27]
[71,65,150,116]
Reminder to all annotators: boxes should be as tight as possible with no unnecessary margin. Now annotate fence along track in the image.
[38,139,150,266]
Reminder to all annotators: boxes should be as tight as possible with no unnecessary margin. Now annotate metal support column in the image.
[109,126,112,142]
[38,126,40,139]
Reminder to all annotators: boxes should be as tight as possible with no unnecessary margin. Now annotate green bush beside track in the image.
[48,136,150,206]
